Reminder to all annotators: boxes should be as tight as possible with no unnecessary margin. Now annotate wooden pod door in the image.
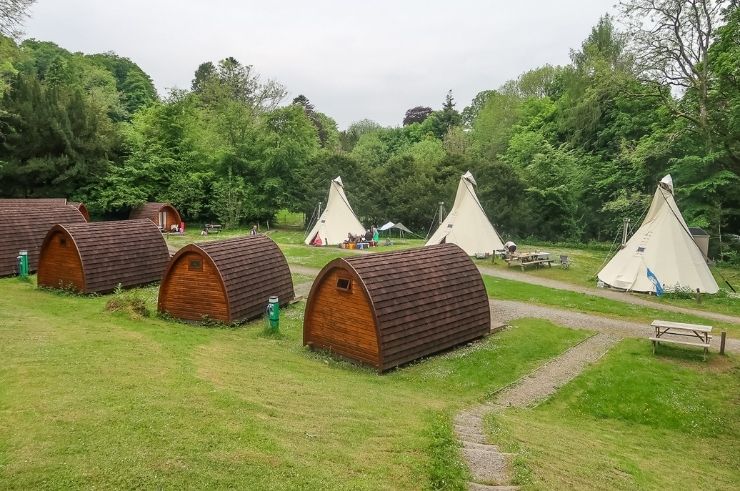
[158,248,229,322]
[37,229,85,292]
[303,263,381,368]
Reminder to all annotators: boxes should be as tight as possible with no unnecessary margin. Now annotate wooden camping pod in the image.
[0,198,90,222]
[303,243,490,372]
[158,235,295,323]
[37,219,170,293]
[0,206,86,277]
[67,202,90,222]
[129,202,181,231]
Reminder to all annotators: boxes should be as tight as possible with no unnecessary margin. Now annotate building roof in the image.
[0,206,86,276]
[180,235,294,322]
[0,199,90,222]
[0,198,69,206]
[44,219,170,292]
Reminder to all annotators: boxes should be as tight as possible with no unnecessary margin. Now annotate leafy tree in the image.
[402,106,432,126]
[432,90,462,138]
[619,0,726,146]
[292,94,340,149]
[191,61,215,93]
[87,52,158,118]
[0,0,35,38]
[195,57,286,112]
[461,90,494,127]
[0,78,118,199]
[340,118,382,151]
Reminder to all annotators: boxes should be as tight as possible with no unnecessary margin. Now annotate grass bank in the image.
[486,339,740,490]
[483,275,740,337]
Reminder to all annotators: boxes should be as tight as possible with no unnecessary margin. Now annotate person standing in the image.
[250,225,258,236]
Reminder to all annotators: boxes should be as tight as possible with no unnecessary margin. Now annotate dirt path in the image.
[477,264,740,325]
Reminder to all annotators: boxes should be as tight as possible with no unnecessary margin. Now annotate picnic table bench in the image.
[204,224,222,234]
[650,320,712,360]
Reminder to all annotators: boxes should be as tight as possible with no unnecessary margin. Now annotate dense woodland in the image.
[0,1,738,259]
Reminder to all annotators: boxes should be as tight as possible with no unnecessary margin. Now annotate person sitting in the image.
[200,227,208,236]
[170,223,179,233]
[504,240,517,255]
[364,229,372,242]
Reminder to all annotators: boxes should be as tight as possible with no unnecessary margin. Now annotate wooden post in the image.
[720,331,726,355]
[695,288,702,304]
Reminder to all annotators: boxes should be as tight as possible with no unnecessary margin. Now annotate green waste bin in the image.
[267,296,280,330]
[17,250,28,278]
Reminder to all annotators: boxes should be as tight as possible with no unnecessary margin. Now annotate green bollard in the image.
[17,250,28,278]
[267,296,280,330]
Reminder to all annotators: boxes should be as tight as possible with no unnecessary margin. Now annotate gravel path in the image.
[455,333,618,489]
[477,264,740,325]
[293,281,313,299]
[492,333,619,407]
[289,264,321,277]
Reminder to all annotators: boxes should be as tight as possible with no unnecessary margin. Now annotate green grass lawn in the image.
[483,275,740,337]
[486,339,740,490]
[0,277,587,489]
[166,228,426,271]
[488,242,740,318]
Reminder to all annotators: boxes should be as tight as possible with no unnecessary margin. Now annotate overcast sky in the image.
[23,0,615,129]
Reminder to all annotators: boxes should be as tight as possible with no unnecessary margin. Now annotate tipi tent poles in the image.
[425,205,443,240]
[304,202,321,239]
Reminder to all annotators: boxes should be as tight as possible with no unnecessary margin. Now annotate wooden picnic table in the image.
[506,251,553,270]
[650,319,712,360]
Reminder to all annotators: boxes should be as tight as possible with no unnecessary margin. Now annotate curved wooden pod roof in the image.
[38,219,170,293]
[159,235,295,323]
[129,202,181,226]
[0,199,90,222]
[0,198,68,206]
[67,202,90,222]
[304,243,490,371]
[0,206,86,276]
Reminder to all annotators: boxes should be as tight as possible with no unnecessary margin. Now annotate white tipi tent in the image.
[598,175,719,294]
[426,171,504,255]
[305,176,365,246]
